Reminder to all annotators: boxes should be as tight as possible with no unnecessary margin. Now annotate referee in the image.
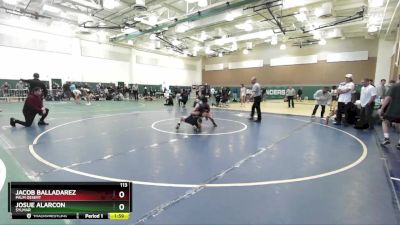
[249,76,262,122]
[21,73,48,98]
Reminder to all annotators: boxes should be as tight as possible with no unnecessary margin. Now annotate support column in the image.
[375,38,395,85]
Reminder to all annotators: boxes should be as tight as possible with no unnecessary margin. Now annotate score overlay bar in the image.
[8,182,132,220]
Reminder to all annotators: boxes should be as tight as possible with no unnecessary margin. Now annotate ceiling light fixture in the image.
[172,39,181,46]
[368,14,382,25]
[103,0,119,9]
[280,44,286,50]
[318,39,326,45]
[128,40,133,45]
[150,33,157,40]
[148,15,158,26]
[369,0,384,8]
[271,35,278,45]
[155,40,161,49]
[176,22,190,33]
[243,49,249,55]
[123,28,137,34]
[218,52,223,57]
[205,46,214,55]
[97,30,107,41]
[198,0,208,7]
[368,25,379,32]
[312,30,322,39]
[193,46,202,52]
[246,42,253,49]
[294,7,307,22]
[244,24,253,32]
[43,4,61,13]
[199,31,207,42]
[3,0,18,5]
[225,13,235,21]
[231,42,238,51]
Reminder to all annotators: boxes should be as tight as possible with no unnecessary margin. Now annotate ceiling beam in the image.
[110,0,262,42]
[384,0,400,40]
[63,0,102,10]
[162,2,185,14]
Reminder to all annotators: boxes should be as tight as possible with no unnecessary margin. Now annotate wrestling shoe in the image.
[38,121,49,126]
[381,138,390,146]
[10,118,15,127]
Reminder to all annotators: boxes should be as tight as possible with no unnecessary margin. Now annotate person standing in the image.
[325,86,338,125]
[379,82,400,149]
[285,86,296,108]
[1,81,10,98]
[15,80,25,102]
[240,84,246,107]
[10,87,49,127]
[376,79,388,100]
[297,87,303,102]
[311,87,331,118]
[334,74,355,125]
[249,77,261,122]
[355,78,377,129]
[132,84,139,101]
[21,73,48,98]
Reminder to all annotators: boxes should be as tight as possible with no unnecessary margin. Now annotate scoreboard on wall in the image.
[8,182,132,220]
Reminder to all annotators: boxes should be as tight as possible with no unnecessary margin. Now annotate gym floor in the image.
[0,100,399,225]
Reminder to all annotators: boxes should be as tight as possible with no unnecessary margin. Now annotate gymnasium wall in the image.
[203,38,378,86]
[0,15,202,87]
[131,49,202,86]
[0,22,131,84]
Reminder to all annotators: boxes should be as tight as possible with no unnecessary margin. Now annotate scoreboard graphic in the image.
[8,182,132,220]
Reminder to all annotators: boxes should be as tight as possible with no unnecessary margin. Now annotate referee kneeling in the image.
[10,87,49,127]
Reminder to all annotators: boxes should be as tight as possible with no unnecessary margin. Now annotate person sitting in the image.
[164,94,174,106]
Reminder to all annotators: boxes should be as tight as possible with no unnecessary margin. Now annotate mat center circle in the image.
[151,118,248,136]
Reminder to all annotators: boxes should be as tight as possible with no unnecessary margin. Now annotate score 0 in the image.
[118,182,129,212]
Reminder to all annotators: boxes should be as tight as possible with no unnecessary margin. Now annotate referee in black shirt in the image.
[21,73,48,98]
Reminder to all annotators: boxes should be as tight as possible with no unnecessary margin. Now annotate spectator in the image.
[354,78,377,129]
[376,79,388,100]
[240,84,246,107]
[334,74,355,125]
[297,87,303,102]
[326,86,338,125]
[132,84,139,101]
[15,81,25,101]
[1,81,10,97]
